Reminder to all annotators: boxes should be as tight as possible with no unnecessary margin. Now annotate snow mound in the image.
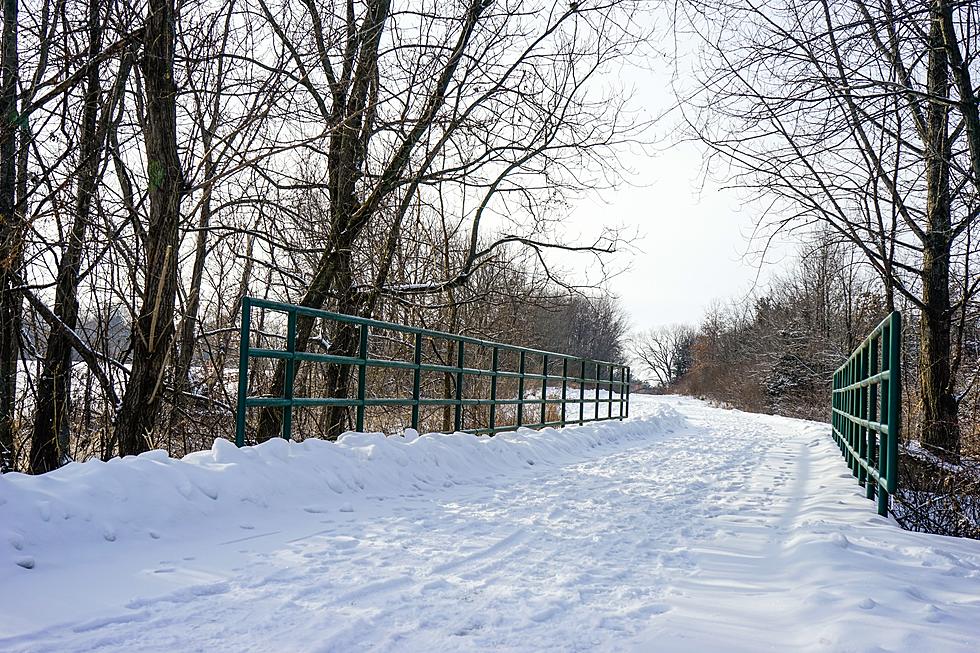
[0,404,684,570]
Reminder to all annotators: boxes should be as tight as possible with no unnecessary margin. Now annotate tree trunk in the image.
[173,176,212,397]
[0,0,20,472]
[29,0,104,473]
[254,244,359,442]
[114,0,182,456]
[919,8,960,460]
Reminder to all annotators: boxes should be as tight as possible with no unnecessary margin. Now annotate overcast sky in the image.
[561,43,796,333]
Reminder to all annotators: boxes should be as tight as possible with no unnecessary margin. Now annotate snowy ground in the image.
[2,396,980,652]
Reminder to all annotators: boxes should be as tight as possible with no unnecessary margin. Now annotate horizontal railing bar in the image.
[834,313,894,375]
[246,297,621,369]
[245,396,626,409]
[249,348,364,366]
[831,370,892,392]
[247,349,630,388]
[832,426,889,491]
[830,408,891,435]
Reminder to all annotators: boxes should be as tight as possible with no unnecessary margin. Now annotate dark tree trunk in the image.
[919,9,960,460]
[0,0,20,472]
[114,0,182,456]
[254,244,360,442]
[173,177,212,397]
[29,0,105,473]
[253,0,392,443]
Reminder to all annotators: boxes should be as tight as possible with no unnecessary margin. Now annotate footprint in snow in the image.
[303,505,331,514]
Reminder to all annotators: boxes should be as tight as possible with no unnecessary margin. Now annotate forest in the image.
[0,0,640,474]
[3,0,980,541]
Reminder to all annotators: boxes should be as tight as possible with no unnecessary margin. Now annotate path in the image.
[1,397,979,652]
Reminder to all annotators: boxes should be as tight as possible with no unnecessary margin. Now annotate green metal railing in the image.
[831,311,902,517]
[235,297,630,445]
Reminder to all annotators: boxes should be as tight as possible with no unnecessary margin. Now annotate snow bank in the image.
[0,403,684,571]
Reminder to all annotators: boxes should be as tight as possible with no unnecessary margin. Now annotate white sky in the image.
[559,35,796,334]
[566,140,793,332]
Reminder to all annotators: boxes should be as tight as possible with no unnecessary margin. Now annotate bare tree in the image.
[632,325,693,388]
[28,0,133,472]
[0,0,650,471]
[0,0,19,472]
[677,0,980,459]
[247,0,649,440]
[114,0,184,456]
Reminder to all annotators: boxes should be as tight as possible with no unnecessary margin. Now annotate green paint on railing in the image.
[831,311,902,517]
[235,297,631,445]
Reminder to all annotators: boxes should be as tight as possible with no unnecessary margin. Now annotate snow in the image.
[2,396,980,652]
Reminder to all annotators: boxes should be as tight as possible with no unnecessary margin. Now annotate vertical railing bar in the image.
[517,350,526,428]
[878,322,891,516]
[282,310,297,440]
[561,357,568,427]
[594,362,600,422]
[579,360,586,426]
[411,331,422,431]
[454,339,465,432]
[867,334,880,501]
[851,356,858,474]
[845,359,852,468]
[490,346,499,433]
[355,323,368,433]
[885,312,902,511]
[858,347,870,485]
[540,354,549,426]
[618,366,626,420]
[607,364,614,419]
[625,368,631,419]
[235,297,252,447]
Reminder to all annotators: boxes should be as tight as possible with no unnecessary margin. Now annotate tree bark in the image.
[114,0,182,456]
[919,6,960,460]
[29,0,107,473]
[0,0,20,472]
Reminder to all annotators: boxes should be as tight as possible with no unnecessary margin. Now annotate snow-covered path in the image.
[2,397,980,652]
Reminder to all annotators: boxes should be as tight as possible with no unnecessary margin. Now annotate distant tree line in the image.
[633,231,980,537]
[666,0,980,468]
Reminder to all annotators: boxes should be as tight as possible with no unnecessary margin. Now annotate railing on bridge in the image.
[831,312,902,517]
[235,297,630,445]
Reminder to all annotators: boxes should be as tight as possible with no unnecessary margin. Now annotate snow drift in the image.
[0,402,684,572]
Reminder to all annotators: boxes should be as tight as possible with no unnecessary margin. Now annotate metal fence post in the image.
[489,346,499,432]
[517,350,526,427]
[858,349,871,485]
[625,368,631,419]
[579,360,586,425]
[282,310,297,440]
[884,312,902,515]
[867,335,880,501]
[619,366,626,420]
[235,298,252,446]
[356,324,368,432]
[411,332,422,431]
[561,357,568,426]
[607,364,614,419]
[540,354,549,425]
[594,362,600,422]
[454,340,465,432]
